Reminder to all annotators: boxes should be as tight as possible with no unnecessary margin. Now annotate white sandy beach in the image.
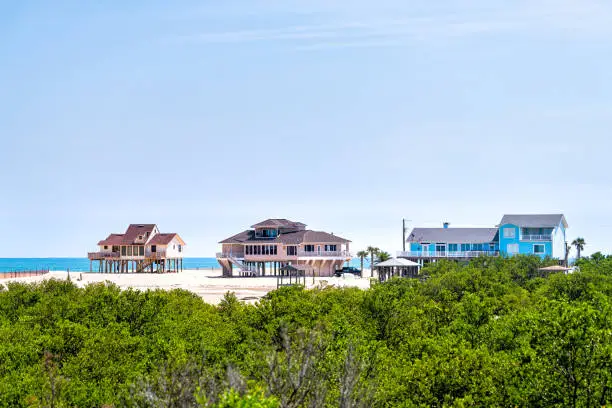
[1,269,373,304]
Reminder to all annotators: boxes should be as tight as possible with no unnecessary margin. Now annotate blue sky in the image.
[1,0,611,257]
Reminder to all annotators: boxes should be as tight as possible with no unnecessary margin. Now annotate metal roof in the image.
[375,258,420,267]
[407,228,499,244]
[499,214,567,228]
[539,265,572,271]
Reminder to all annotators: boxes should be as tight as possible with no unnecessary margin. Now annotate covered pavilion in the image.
[375,258,420,282]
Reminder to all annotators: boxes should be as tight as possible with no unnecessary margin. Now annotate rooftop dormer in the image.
[251,219,306,238]
[123,224,158,245]
[254,228,279,239]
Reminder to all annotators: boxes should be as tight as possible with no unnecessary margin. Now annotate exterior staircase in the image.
[228,255,258,276]
[137,259,154,273]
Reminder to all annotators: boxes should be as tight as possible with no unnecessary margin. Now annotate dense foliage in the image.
[0,256,611,407]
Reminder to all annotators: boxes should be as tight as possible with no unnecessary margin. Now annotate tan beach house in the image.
[217,219,351,277]
[88,224,186,273]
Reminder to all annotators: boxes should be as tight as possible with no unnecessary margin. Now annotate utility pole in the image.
[402,219,412,252]
[403,219,406,252]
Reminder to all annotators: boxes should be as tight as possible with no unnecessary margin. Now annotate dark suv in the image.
[334,266,362,277]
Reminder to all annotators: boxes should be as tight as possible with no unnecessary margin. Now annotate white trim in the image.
[503,227,516,238]
[435,243,447,253]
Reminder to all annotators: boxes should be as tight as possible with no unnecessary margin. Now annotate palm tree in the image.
[377,251,391,262]
[572,237,586,259]
[356,250,368,276]
[366,246,380,277]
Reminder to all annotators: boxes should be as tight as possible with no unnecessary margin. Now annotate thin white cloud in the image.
[165,0,612,50]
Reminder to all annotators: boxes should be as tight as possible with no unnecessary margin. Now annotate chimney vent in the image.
[443,222,450,229]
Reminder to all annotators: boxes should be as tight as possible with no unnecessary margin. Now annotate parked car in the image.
[334,266,362,277]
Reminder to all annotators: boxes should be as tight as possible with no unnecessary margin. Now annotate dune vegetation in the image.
[0,255,611,407]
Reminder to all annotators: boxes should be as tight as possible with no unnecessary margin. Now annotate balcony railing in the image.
[145,250,167,259]
[397,251,499,258]
[520,235,552,241]
[88,252,120,260]
[217,251,352,258]
[89,251,168,260]
[216,252,245,259]
[297,250,352,258]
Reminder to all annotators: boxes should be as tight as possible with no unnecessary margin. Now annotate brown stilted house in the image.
[88,224,186,273]
[216,219,351,277]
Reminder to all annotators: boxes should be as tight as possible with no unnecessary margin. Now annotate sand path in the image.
[1,269,372,304]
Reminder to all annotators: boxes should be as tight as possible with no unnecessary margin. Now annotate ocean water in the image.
[0,258,368,272]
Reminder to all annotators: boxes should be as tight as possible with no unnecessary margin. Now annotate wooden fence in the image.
[0,269,50,279]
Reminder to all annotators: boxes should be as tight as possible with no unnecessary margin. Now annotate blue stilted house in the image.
[399,214,568,263]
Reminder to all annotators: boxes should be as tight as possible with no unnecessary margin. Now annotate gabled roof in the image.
[499,214,568,228]
[98,234,125,246]
[122,224,157,244]
[251,219,306,229]
[219,229,350,245]
[148,233,185,246]
[408,228,499,244]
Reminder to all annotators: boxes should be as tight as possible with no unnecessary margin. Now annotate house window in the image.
[503,228,516,238]
[507,244,519,254]
[435,244,446,253]
[121,246,127,256]
[324,245,337,251]
[534,244,545,254]
[139,246,144,256]
[304,245,315,252]
[448,244,458,252]
[287,246,297,256]
[151,245,157,253]
[461,244,470,252]
[178,245,182,252]
[127,246,133,256]
[104,245,108,250]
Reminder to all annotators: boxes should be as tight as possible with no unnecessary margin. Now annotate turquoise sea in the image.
[0,258,367,272]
